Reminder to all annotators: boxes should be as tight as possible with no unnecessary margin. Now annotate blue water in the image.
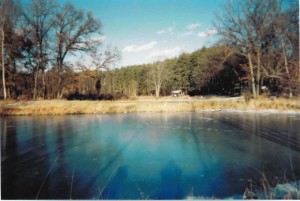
[1,112,300,199]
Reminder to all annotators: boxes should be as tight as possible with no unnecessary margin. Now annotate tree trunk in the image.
[155,85,160,98]
[42,70,46,99]
[248,53,256,98]
[282,42,293,98]
[56,73,63,99]
[33,70,38,99]
[256,47,261,97]
[1,25,7,100]
[57,87,64,99]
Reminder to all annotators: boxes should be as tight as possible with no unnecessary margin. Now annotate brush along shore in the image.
[1,96,300,116]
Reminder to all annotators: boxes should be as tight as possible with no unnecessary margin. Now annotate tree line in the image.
[0,0,119,100]
[94,46,247,99]
[1,0,299,100]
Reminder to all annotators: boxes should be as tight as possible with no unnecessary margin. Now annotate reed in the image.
[0,96,299,116]
[243,173,300,199]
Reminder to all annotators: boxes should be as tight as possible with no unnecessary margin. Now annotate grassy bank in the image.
[1,96,300,116]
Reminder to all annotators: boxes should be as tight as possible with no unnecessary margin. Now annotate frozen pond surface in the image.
[1,112,300,199]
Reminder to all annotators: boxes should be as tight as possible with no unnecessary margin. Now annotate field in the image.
[1,96,300,116]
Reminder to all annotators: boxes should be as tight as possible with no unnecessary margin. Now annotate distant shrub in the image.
[17,95,31,101]
[66,92,97,100]
[114,92,128,100]
[187,89,201,96]
[98,94,115,100]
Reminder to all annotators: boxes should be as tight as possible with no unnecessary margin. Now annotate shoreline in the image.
[1,96,300,116]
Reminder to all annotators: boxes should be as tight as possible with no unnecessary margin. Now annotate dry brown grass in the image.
[0,96,300,116]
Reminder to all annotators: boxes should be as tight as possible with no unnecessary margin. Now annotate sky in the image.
[60,0,224,67]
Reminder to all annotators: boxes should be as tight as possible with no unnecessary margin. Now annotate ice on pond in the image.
[1,112,300,199]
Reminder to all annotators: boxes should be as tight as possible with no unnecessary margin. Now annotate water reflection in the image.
[101,165,129,199]
[218,112,300,152]
[1,118,46,198]
[1,118,19,198]
[153,160,183,199]
[1,112,300,199]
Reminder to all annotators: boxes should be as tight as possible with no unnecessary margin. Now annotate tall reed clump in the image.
[248,97,299,111]
[243,173,300,199]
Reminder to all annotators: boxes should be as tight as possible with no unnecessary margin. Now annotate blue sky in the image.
[62,0,225,67]
[61,0,225,67]
[21,0,294,67]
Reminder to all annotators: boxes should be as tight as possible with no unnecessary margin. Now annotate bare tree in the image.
[76,46,120,72]
[270,0,299,97]
[0,6,5,99]
[54,3,117,98]
[216,0,299,98]
[23,0,57,99]
[91,46,121,70]
[215,0,273,98]
[0,0,21,100]
[75,45,120,98]
[150,61,169,98]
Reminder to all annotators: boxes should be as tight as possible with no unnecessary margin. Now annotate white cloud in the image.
[187,23,200,30]
[91,35,107,42]
[156,27,174,35]
[122,41,158,53]
[98,35,107,42]
[181,31,194,37]
[177,23,201,38]
[148,47,181,61]
[156,30,166,34]
[197,32,208,38]
[207,29,217,35]
[197,29,217,38]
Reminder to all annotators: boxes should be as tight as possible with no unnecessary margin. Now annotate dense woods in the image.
[0,0,299,100]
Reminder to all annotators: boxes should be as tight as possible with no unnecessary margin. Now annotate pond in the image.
[1,112,300,199]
